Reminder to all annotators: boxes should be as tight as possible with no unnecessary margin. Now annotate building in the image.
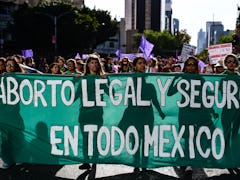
[125,0,165,32]
[197,29,206,54]
[0,1,17,55]
[173,18,179,36]
[125,0,166,53]
[94,19,123,56]
[165,0,173,34]
[206,21,224,47]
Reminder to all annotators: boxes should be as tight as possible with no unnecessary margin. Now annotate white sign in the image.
[180,43,197,61]
[208,43,232,64]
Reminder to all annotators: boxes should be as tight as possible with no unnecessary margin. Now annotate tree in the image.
[134,29,191,57]
[9,1,118,58]
[218,31,235,44]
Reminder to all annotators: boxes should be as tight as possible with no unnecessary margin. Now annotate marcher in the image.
[119,57,131,73]
[78,54,106,174]
[5,56,22,73]
[168,56,217,180]
[222,53,239,75]
[221,53,240,175]
[65,59,78,75]
[121,56,165,173]
[55,56,67,73]
[48,62,61,74]
[76,59,85,74]
[0,57,6,74]
[1,56,23,170]
[203,59,214,74]
[214,61,225,74]
[146,57,158,72]
[172,63,182,72]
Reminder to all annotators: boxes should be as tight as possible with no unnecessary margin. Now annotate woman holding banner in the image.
[119,56,165,173]
[168,56,217,180]
[78,54,106,175]
[221,54,240,175]
[0,56,25,171]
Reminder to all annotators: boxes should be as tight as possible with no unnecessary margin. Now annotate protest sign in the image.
[180,43,197,61]
[208,43,232,64]
[0,73,239,168]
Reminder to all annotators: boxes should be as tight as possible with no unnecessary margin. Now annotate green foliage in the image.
[134,29,191,57]
[196,48,208,61]
[9,1,118,57]
[218,31,235,44]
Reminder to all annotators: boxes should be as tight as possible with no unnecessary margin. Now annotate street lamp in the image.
[35,11,73,55]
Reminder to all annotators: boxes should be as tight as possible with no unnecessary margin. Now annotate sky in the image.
[84,0,239,47]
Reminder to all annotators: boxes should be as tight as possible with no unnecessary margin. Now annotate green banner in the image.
[0,73,239,168]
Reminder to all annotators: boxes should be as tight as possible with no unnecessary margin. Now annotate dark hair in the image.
[172,64,181,69]
[6,56,22,72]
[48,62,60,74]
[84,54,105,76]
[132,56,146,67]
[224,53,239,66]
[182,56,199,73]
[55,56,65,63]
[0,57,6,64]
[119,58,130,72]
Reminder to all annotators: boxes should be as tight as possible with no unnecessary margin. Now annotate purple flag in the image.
[22,49,33,58]
[75,53,81,59]
[139,35,154,59]
[82,54,88,60]
[115,48,121,57]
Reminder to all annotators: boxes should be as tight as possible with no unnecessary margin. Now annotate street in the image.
[0,159,239,180]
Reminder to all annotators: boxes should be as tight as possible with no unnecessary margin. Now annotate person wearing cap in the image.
[214,61,225,74]
[65,59,78,75]
[223,53,239,75]
[76,59,85,74]
[221,53,240,175]
[55,56,67,74]
[172,63,182,72]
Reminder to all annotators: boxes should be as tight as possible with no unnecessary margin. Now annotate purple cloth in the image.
[139,35,154,60]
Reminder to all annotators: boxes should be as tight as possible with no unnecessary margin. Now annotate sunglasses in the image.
[6,64,15,68]
[225,60,236,64]
[186,62,196,66]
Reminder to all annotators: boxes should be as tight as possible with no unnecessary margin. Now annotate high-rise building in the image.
[173,18,179,35]
[125,0,166,52]
[206,21,224,47]
[197,29,206,54]
[165,0,173,34]
[125,0,166,32]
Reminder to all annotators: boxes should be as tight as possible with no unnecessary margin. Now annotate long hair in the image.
[84,54,105,76]
[6,56,22,72]
[182,56,199,74]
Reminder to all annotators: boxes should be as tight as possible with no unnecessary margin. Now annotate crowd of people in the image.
[0,53,239,76]
[0,52,239,180]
